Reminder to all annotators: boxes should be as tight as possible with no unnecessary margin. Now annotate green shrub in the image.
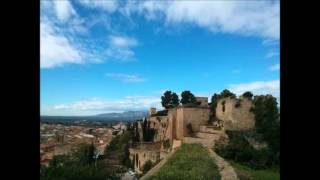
[142,160,154,174]
[215,131,274,170]
[163,139,171,149]
[251,95,280,167]
[104,131,132,168]
[41,144,118,180]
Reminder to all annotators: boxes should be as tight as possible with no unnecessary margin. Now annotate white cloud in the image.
[106,35,139,60]
[78,0,118,12]
[109,35,138,48]
[106,73,146,83]
[54,0,76,21]
[228,80,280,99]
[269,63,280,71]
[262,39,279,46]
[124,0,279,40]
[40,21,139,68]
[43,96,161,115]
[40,22,84,68]
[265,49,279,59]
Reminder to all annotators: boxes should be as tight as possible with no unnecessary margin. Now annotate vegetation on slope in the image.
[214,94,280,170]
[105,131,133,168]
[40,143,121,180]
[148,144,221,180]
[229,160,279,180]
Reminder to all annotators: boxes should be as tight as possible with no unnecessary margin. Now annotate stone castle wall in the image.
[215,97,255,130]
[149,116,169,142]
[167,109,177,140]
[175,107,210,139]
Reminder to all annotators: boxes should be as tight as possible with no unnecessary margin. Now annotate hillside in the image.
[147,144,221,180]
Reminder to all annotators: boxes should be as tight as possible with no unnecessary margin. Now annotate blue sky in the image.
[41,0,280,116]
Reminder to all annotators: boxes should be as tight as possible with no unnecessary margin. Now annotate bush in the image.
[41,144,118,180]
[105,131,132,168]
[163,139,171,149]
[215,131,274,170]
[142,160,154,174]
[251,95,280,157]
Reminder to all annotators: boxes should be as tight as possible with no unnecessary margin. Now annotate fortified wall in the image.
[130,97,210,173]
[215,96,255,130]
[130,95,256,173]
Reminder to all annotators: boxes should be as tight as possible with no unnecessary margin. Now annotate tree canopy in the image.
[251,95,280,154]
[242,91,253,100]
[41,143,118,180]
[180,91,197,105]
[161,91,180,109]
[219,89,236,99]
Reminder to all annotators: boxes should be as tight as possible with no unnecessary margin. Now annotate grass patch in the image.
[228,160,279,180]
[148,144,221,180]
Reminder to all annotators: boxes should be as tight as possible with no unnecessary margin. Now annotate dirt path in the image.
[207,148,239,180]
[183,135,239,180]
[140,129,238,180]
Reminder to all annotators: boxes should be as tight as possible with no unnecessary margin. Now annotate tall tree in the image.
[161,91,172,109]
[171,92,180,107]
[180,90,197,105]
[209,93,220,120]
[161,91,180,109]
[251,95,280,153]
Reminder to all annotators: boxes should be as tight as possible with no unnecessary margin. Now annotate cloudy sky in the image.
[41,0,280,116]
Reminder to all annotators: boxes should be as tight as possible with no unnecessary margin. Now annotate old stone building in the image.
[129,142,161,173]
[130,95,256,174]
[215,96,255,130]
[130,97,210,173]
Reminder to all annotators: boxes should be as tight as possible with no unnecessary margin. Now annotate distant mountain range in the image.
[41,110,149,123]
[95,110,149,119]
